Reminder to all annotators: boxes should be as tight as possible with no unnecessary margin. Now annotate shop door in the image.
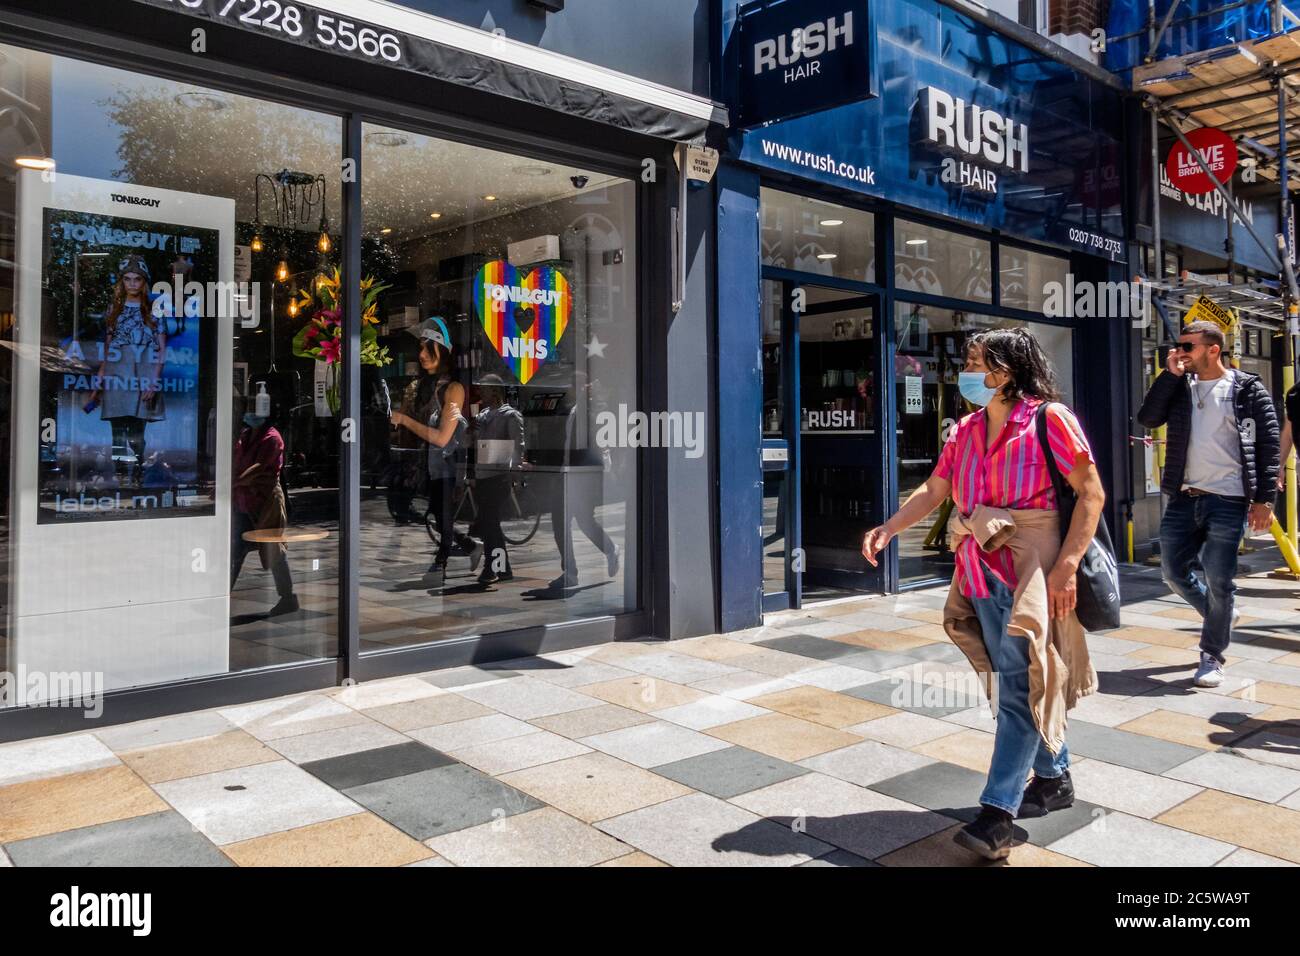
[762,280,884,610]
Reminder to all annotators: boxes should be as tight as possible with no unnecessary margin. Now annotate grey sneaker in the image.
[1193,652,1224,688]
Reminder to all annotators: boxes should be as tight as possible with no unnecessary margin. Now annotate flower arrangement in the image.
[291,268,392,413]
[291,268,393,369]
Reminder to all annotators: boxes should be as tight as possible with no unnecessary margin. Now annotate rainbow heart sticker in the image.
[473,260,571,385]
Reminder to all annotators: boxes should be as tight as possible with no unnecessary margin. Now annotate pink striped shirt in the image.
[932,398,1094,599]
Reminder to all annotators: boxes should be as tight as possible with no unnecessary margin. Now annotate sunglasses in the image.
[1176,342,1200,353]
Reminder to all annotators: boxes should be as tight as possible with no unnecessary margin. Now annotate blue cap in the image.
[412,316,452,351]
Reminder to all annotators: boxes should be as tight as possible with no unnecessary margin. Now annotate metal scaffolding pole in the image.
[1150,1,1163,288]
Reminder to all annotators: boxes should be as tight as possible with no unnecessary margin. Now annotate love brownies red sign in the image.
[1166,127,1237,195]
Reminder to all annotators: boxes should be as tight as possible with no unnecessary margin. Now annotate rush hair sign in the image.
[1166,128,1237,195]
[736,0,874,127]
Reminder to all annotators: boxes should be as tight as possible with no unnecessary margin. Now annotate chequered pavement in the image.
[1,553,1298,866]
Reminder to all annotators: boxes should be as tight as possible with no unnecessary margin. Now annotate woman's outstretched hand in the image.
[861,525,894,567]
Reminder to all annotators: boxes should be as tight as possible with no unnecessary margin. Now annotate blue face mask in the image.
[243,413,267,429]
[958,371,998,407]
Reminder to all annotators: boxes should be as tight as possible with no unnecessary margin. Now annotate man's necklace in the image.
[1192,373,1225,409]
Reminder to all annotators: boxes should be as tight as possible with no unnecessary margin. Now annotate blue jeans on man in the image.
[1159,490,1248,663]
[971,567,1070,816]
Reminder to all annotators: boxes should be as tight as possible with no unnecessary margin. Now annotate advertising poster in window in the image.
[37,208,219,523]
[11,170,236,695]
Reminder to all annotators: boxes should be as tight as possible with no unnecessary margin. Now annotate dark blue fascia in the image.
[721,0,1127,259]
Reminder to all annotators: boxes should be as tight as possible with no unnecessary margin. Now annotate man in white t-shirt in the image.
[1138,320,1280,689]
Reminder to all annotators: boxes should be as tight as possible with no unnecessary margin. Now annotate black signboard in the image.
[736,0,874,128]
[120,0,710,140]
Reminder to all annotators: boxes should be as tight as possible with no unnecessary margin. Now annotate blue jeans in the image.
[971,568,1070,816]
[1159,491,1248,663]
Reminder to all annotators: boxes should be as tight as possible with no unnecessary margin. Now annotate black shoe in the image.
[422,564,446,588]
[953,806,1014,861]
[548,572,578,590]
[1017,770,1074,819]
[477,570,499,586]
[269,594,300,617]
[496,569,514,582]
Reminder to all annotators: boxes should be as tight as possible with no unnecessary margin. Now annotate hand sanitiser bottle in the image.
[255,381,271,418]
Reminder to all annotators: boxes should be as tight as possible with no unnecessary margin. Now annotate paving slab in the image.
[3,810,232,867]
[343,763,542,841]
[154,761,361,846]
[653,746,810,800]
[595,792,831,867]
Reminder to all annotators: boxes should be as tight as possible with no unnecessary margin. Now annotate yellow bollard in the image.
[1270,516,1300,578]
[1285,359,1296,556]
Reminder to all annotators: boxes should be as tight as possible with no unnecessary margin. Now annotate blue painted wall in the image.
[715,164,765,633]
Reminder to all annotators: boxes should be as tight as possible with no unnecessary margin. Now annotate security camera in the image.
[570,175,589,189]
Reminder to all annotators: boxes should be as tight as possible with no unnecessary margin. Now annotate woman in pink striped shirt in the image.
[862,327,1105,860]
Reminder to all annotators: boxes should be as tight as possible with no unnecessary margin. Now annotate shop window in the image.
[894,221,992,303]
[0,45,343,706]
[999,246,1069,314]
[760,188,874,282]
[358,123,639,650]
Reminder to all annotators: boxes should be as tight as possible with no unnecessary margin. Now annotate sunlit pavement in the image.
[1,539,1297,867]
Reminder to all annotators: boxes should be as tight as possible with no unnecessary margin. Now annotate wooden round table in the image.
[240,529,330,544]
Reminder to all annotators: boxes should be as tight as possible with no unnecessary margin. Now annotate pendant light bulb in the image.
[276,259,290,283]
[318,231,331,253]
[250,232,264,253]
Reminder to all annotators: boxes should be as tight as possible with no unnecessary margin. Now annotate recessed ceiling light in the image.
[482,194,499,202]
[817,253,838,260]
[173,91,228,111]
[905,238,928,246]
[820,219,844,227]
[429,212,442,219]
[15,156,55,170]
[366,130,411,147]
[513,165,552,177]
[380,227,392,235]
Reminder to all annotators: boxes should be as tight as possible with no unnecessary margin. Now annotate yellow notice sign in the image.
[1183,295,1237,334]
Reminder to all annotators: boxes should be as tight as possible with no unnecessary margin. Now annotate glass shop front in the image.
[0,2,690,737]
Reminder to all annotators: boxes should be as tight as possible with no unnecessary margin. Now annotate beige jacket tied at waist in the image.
[943,504,1098,754]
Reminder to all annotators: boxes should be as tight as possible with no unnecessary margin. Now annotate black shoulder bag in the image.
[1035,404,1122,631]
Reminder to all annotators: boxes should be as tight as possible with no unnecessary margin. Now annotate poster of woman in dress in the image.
[37,208,219,523]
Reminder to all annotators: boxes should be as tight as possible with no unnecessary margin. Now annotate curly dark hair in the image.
[966,327,1062,403]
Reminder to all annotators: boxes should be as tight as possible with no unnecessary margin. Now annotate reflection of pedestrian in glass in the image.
[231,398,298,616]
[390,318,482,588]
[472,374,525,585]
[84,255,167,488]
[387,356,434,525]
[549,370,620,591]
